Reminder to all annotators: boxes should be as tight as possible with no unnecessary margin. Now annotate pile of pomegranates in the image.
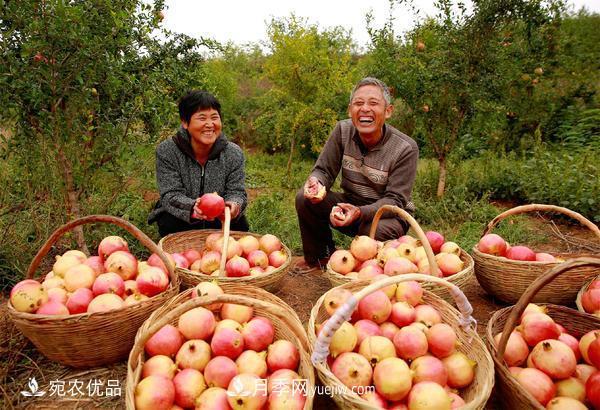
[329,231,465,279]
[476,233,561,262]
[580,279,600,317]
[494,303,600,408]
[9,235,173,315]
[134,282,306,410]
[182,232,287,278]
[316,280,475,409]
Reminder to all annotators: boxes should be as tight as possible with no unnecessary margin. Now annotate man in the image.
[295,77,418,270]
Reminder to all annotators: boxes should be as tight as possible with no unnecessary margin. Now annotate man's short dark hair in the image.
[178,91,222,123]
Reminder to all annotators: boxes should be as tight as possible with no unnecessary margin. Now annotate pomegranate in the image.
[178,306,216,340]
[268,250,288,268]
[247,250,268,269]
[84,255,105,276]
[329,250,356,274]
[267,369,299,393]
[173,368,207,408]
[371,274,397,298]
[514,367,556,406]
[221,303,253,324]
[196,387,230,410]
[236,350,268,378]
[586,371,600,409]
[350,235,379,261]
[575,363,597,384]
[546,397,587,410]
[37,301,69,315]
[380,322,400,340]
[442,352,476,388]
[506,246,536,261]
[395,281,423,307]
[373,357,412,401]
[448,392,466,409]
[359,335,397,367]
[555,376,585,402]
[331,352,373,388]
[414,304,442,327]
[226,373,268,410]
[580,330,600,364]
[427,323,457,358]
[176,339,211,371]
[390,301,416,328]
[241,316,275,352]
[358,265,383,280]
[142,355,177,379]
[530,339,577,379]
[259,234,282,254]
[588,334,600,368]
[92,272,125,297]
[124,293,149,306]
[407,381,451,410]
[435,253,464,277]
[582,287,600,314]
[358,290,392,324]
[268,389,307,410]
[98,235,129,261]
[398,235,419,247]
[424,231,445,253]
[226,255,251,277]
[171,253,190,269]
[198,251,221,274]
[198,192,225,219]
[440,241,460,256]
[87,293,124,313]
[182,248,202,264]
[558,332,581,361]
[52,255,81,278]
[535,252,556,262]
[136,266,169,297]
[396,243,417,263]
[393,325,428,360]
[10,280,48,313]
[147,252,175,275]
[383,257,418,276]
[211,328,244,359]
[354,319,383,348]
[360,391,388,408]
[378,247,400,264]
[191,281,224,309]
[63,264,96,292]
[42,276,65,291]
[104,250,137,280]
[123,280,138,296]
[517,312,560,346]
[238,235,260,255]
[205,232,223,251]
[66,287,94,314]
[410,355,448,385]
[324,288,353,316]
[493,331,529,366]
[47,287,68,304]
[477,234,507,256]
[145,324,184,357]
[134,375,175,410]
[204,356,238,388]
[267,340,299,372]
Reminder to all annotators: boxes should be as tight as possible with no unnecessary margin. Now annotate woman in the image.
[148,90,249,236]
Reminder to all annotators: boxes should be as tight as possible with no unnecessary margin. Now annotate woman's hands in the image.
[330,203,361,227]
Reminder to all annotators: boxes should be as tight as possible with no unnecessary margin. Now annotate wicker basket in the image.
[125,283,314,409]
[486,257,600,409]
[325,204,475,303]
[159,207,292,291]
[7,215,180,368]
[576,274,600,314]
[473,204,600,304]
[308,273,494,409]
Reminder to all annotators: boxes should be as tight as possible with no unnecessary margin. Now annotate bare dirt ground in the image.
[1,217,598,409]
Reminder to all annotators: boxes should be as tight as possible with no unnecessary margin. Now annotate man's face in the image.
[348,85,393,144]
[182,108,222,148]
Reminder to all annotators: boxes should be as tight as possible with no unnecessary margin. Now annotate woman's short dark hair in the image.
[178,91,222,123]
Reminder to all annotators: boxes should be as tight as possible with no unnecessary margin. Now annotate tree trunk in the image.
[436,156,447,198]
[57,147,89,254]
[286,133,296,181]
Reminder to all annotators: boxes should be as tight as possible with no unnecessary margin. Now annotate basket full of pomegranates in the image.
[125,281,314,410]
[326,204,474,303]
[576,274,600,317]
[7,215,180,368]
[308,273,494,409]
[486,257,600,409]
[473,203,600,304]
[159,204,292,292]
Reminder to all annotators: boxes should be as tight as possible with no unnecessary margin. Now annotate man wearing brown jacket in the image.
[295,77,419,270]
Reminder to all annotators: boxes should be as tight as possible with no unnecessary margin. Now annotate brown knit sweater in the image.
[310,119,418,222]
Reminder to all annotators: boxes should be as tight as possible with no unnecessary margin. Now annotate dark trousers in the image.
[156,212,250,238]
[295,189,409,263]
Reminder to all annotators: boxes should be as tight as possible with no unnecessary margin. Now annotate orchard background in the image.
[1,0,599,292]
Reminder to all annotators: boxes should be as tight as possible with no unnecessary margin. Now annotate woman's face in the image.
[182,108,222,149]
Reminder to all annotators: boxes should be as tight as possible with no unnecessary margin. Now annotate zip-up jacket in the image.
[148,128,247,225]
[310,119,418,222]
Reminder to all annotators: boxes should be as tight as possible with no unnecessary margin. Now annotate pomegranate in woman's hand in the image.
[197,192,225,219]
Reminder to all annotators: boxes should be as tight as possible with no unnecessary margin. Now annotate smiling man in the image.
[148,90,249,236]
[295,77,419,270]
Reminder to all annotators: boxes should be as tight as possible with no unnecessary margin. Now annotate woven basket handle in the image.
[26,215,175,281]
[495,257,600,362]
[218,206,232,276]
[481,204,600,241]
[369,204,440,276]
[311,273,476,364]
[128,293,309,370]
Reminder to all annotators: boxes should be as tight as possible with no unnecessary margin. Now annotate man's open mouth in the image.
[359,116,374,124]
